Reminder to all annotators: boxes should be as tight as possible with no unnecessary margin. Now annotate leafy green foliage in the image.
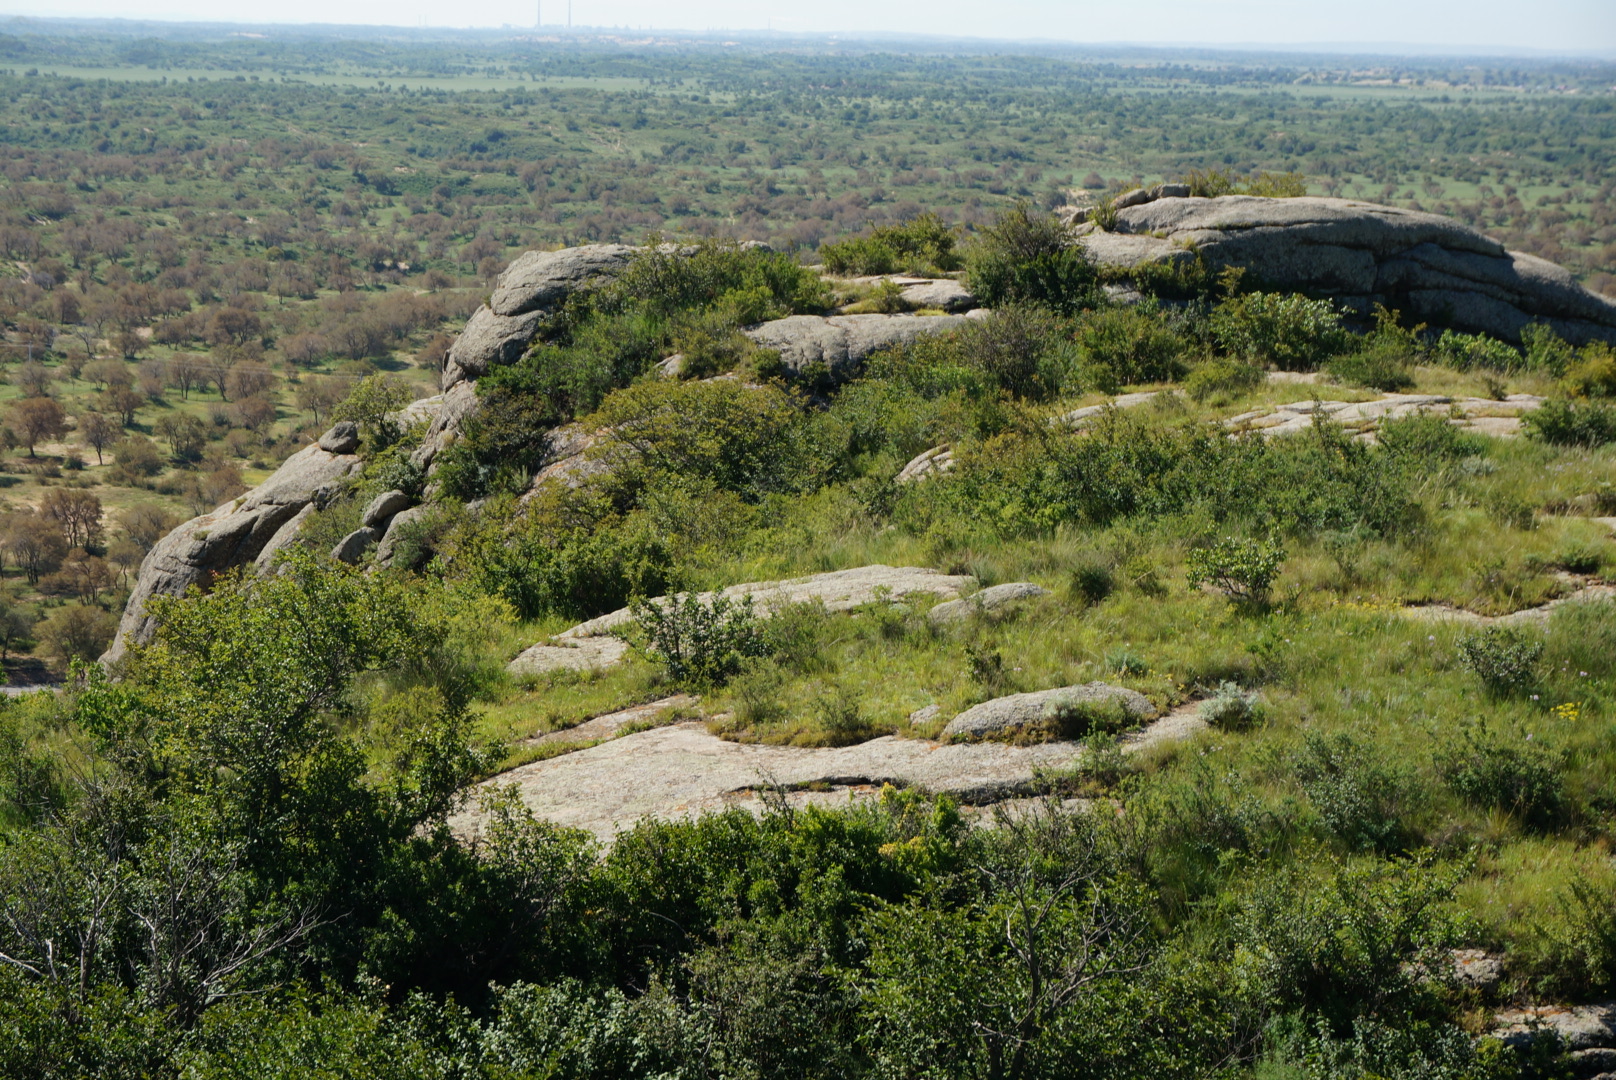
[1524,398,1616,447]
[1073,305,1193,386]
[631,592,770,687]
[1457,627,1545,696]
[1186,537,1286,603]
[1210,292,1350,371]
[1435,722,1565,831]
[820,213,962,276]
[965,203,1101,316]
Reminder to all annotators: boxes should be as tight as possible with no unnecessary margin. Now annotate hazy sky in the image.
[9,0,1616,55]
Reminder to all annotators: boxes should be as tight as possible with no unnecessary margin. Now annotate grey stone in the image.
[360,489,412,530]
[895,445,954,484]
[928,582,1052,625]
[375,505,429,567]
[899,279,978,313]
[508,635,633,676]
[1572,1048,1616,1077]
[317,421,360,454]
[1077,196,1616,345]
[449,708,1203,844]
[943,683,1158,741]
[442,305,546,387]
[743,313,969,382]
[1495,1001,1616,1051]
[490,243,639,317]
[908,704,942,726]
[331,526,379,565]
[253,503,315,573]
[102,443,363,664]
[1154,183,1191,198]
[411,380,480,472]
[1113,187,1153,209]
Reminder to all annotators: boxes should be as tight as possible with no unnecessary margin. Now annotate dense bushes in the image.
[1209,290,1349,371]
[965,203,1102,316]
[819,213,961,276]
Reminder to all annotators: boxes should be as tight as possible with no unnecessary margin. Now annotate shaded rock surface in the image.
[331,526,379,565]
[441,306,546,390]
[375,505,429,568]
[928,582,1052,625]
[1495,1001,1616,1050]
[490,244,638,317]
[942,683,1158,740]
[317,420,359,454]
[102,442,362,664]
[361,489,411,530]
[743,313,969,381]
[1074,194,1616,345]
[452,707,1204,844]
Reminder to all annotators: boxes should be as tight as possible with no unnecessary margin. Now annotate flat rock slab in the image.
[942,683,1158,740]
[524,694,700,747]
[1226,392,1543,439]
[929,582,1052,624]
[1056,391,1166,429]
[900,279,977,313]
[509,636,633,676]
[453,710,1205,844]
[743,313,969,381]
[1495,1001,1616,1050]
[559,565,975,641]
[1401,583,1616,627]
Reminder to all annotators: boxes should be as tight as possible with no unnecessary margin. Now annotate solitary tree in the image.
[80,411,115,465]
[9,397,67,457]
[40,488,104,549]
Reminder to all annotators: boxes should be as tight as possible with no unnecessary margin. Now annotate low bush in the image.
[1295,732,1415,853]
[632,592,770,687]
[1456,627,1545,696]
[1210,292,1350,371]
[1073,305,1193,386]
[1198,681,1263,731]
[965,202,1101,315]
[1325,340,1416,391]
[1184,358,1264,402]
[1434,721,1565,831]
[1523,399,1616,447]
[820,212,961,277]
[1186,537,1286,604]
[1565,343,1616,398]
[1433,329,1523,373]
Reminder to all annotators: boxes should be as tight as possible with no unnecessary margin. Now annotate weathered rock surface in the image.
[1056,390,1168,429]
[523,694,700,748]
[895,445,955,484]
[900,279,977,313]
[1495,1001,1616,1050]
[317,420,360,454]
[928,582,1052,625]
[102,441,362,664]
[253,503,316,572]
[942,683,1158,740]
[507,566,975,677]
[441,306,546,390]
[331,526,379,565]
[1226,392,1544,439]
[508,635,634,676]
[562,565,975,640]
[490,244,638,317]
[411,380,480,472]
[1076,194,1616,345]
[360,489,411,530]
[451,707,1204,843]
[374,505,429,567]
[743,313,969,381]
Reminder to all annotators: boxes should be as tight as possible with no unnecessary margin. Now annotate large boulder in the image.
[1077,194,1616,345]
[743,313,970,381]
[490,244,639,317]
[102,440,362,664]
[942,684,1157,741]
[441,306,546,390]
[928,582,1051,625]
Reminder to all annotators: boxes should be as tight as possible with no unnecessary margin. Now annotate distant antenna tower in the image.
[536,1,540,27]
[567,0,572,28]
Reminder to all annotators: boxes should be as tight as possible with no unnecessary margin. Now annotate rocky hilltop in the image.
[1073,187,1616,344]
[103,194,1616,662]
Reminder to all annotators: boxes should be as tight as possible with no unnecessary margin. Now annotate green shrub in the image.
[1325,340,1416,391]
[458,513,672,621]
[1565,343,1616,398]
[1073,305,1192,386]
[1198,681,1263,731]
[632,592,770,687]
[1434,721,1565,831]
[948,304,1079,399]
[1433,329,1523,373]
[1241,170,1309,198]
[1521,323,1577,376]
[1210,292,1350,371]
[1184,358,1264,402]
[1186,537,1286,603]
[820,212,961,276]
[1068,558,1115,606]
[1294,732,1414,852]
[1523,399,1616,447]
[1377,413,1485,463]
[1456,626,1544,696]
[965,202,1101,315]
[1178,167,1235,198]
